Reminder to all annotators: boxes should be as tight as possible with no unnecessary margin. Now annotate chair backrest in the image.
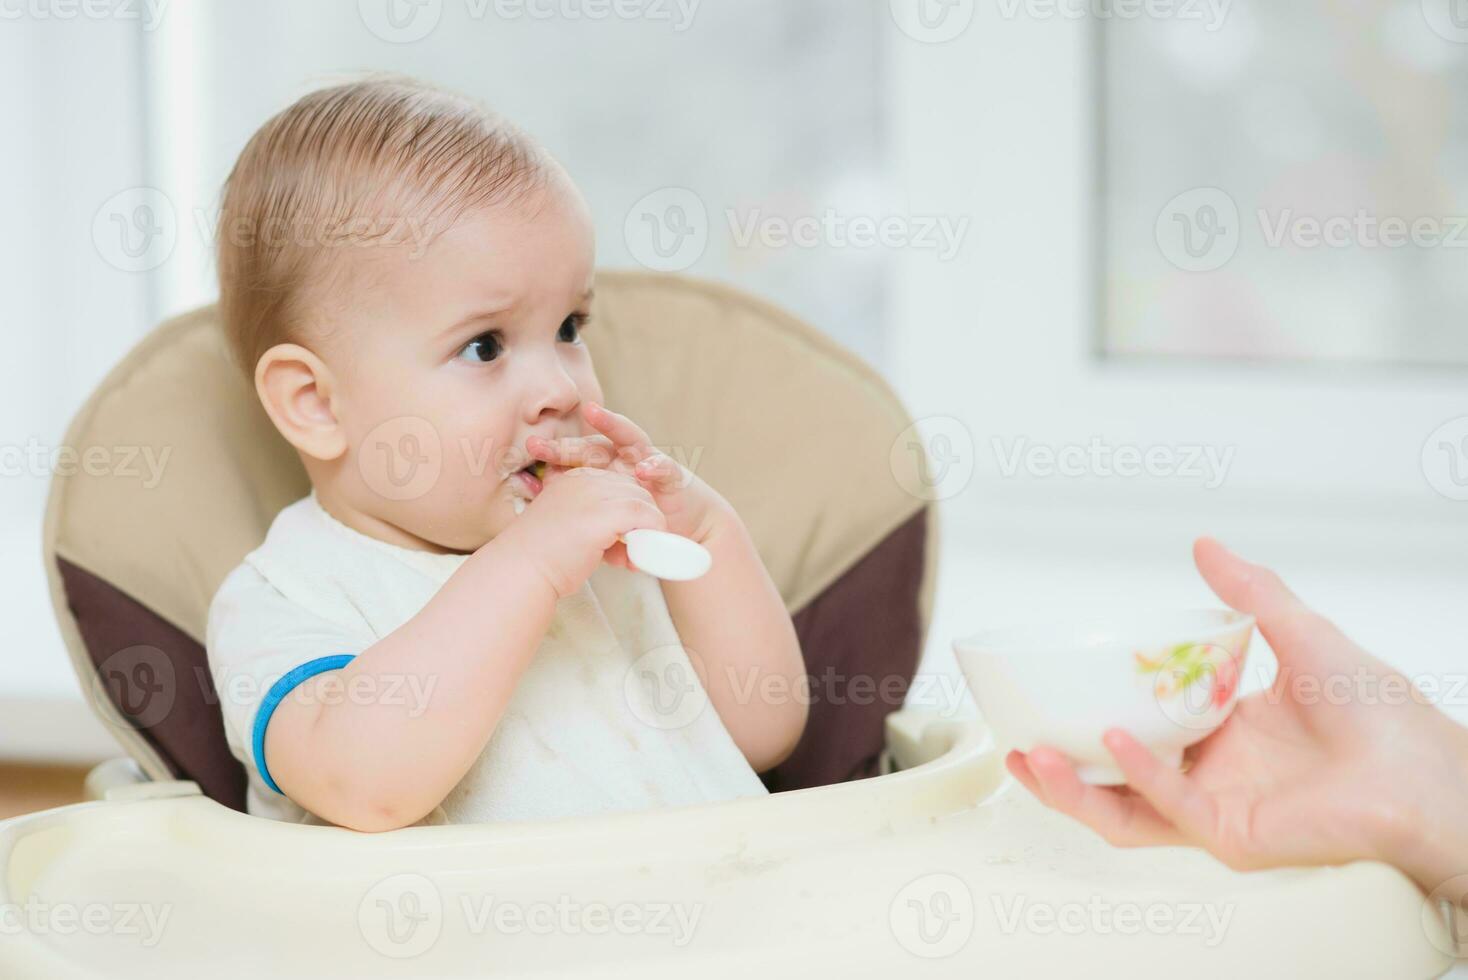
[45,270,939,809]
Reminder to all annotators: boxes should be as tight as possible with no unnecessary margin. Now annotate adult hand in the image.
[1006,537,1468,896]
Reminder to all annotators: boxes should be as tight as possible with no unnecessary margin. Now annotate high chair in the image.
[5,271,1450,978]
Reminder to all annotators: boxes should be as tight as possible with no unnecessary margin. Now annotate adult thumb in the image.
[1192,536,1341,667]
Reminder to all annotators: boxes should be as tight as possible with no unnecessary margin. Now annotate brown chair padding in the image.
[45,270,941,813]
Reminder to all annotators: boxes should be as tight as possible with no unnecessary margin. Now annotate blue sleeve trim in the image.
[251,654,356,795]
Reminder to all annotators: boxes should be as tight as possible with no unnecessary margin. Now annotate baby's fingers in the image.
[528,434,617,469]
[633,452,687,494]
[584,402,654,458]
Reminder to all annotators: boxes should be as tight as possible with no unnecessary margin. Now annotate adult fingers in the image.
[1192,537,1349,666]
[1005,750,1048,803]
[1100,729,1220,848]
[1022,745,1187,848]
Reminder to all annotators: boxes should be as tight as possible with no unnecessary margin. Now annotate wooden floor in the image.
[0,763,88,821]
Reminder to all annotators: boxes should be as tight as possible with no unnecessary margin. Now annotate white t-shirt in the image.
[205,493,768,826]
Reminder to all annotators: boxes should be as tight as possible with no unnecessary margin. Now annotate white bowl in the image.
[954,609,1255,785]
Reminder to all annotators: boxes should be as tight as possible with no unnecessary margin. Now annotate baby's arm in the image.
[659,505,808,773]
[264,468,666,832]
[264,534,557,832]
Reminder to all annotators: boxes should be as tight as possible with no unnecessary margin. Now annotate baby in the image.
[205,76,807,831]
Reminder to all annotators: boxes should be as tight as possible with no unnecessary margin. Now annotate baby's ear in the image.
[254,343,347,462]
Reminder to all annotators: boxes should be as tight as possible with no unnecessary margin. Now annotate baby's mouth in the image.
[511,460,548,498]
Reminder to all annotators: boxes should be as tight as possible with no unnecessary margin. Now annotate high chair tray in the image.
[0,714,1450,979]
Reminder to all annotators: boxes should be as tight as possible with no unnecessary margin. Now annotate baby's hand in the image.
[526,402,730,544]
[502,464,666,599]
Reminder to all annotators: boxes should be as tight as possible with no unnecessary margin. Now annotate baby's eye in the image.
[558,314,589,344]
[457,331,503,363]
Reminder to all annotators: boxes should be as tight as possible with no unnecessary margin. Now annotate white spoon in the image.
[511,473,712,581]
[620,528,712,581]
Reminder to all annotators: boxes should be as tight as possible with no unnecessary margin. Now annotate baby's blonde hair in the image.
[216,75,553,377]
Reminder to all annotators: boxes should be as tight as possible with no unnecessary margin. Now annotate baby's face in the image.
[321,178,601,552]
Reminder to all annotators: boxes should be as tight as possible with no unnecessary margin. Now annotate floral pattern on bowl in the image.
[1134,638,1245,709]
